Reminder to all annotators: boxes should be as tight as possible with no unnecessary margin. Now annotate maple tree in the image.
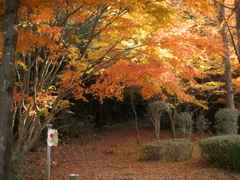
[166,1,226,118]
[156,0,240,122]
[0,0,179,159]
[89,2,225,138]
[194,0,240,111]
[217,0,235,110]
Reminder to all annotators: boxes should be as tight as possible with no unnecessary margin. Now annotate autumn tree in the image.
[168,1,226,116]
[0,0,233,167]
[193,0,240,110]
[0,0,20,179]
[216,0,235,109]
[0,0,178,160]
[89,0,226,138]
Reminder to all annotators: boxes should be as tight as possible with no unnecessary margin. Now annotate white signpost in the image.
[46,124,58,180]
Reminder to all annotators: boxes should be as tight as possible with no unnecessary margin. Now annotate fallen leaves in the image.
[23,121,240,180]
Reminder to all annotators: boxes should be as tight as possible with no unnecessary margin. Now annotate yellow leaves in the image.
[180,0,214,16]
[39,108,49,117]
[205,81,225,88]
[193,58,225,75]
[191,99,209,109]
[144,1,173,26]
[57,100,71,109]
[69,34,81,44]
[67,46,80,61]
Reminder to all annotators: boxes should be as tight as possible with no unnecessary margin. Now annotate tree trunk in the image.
[0,0,19,179]
[98,102,103,128]
[169,96,177,138]
[168,110,177,139]
[154,112,162,140]
[220,0,235,110]
[131,88,140,144]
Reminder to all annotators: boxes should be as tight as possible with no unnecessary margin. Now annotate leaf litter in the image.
[23,122,240,180]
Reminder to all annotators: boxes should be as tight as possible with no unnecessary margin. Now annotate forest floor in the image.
[23,120,240,180]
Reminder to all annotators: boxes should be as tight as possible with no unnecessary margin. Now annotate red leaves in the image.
[89,60,191,102]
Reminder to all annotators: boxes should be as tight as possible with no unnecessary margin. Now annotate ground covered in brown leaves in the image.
[23,122,240,180]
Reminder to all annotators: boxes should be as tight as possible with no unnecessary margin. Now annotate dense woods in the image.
[1,0,240,179]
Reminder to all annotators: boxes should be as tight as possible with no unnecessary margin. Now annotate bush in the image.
[139,144,163,161]
[199,135,240,170]
[158,138,192,161]
[139,139,192,162]
[214,108,238,135]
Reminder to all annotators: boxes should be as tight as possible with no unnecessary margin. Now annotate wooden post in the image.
[69,174,80,180]
[46,124,53,180]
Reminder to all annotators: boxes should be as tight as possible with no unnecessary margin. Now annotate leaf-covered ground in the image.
[23,122,240,180]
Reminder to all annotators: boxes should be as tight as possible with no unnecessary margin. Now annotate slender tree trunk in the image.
[154,112,162,140]
[169,96,177,138]
[168,109,177,139]
[0,0,19,179]
[98,102,103,128]
[220,0,235,110]
[131,88,140,144]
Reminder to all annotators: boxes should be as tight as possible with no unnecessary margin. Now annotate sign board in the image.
[47,129,58,147]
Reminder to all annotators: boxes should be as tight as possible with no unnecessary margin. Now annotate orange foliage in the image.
[1,0,226,109]
[89,60,194,103]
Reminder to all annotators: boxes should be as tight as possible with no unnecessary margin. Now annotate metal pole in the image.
[46,124,53,180]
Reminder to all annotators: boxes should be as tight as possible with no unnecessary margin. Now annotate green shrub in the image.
[139,144,163,161]
[139,139,192,162]
[199,135,240,170]
[157,138,192,161]
[214,108,238,135]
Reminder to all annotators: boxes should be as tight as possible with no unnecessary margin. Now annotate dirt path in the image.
[23,123,240,180]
